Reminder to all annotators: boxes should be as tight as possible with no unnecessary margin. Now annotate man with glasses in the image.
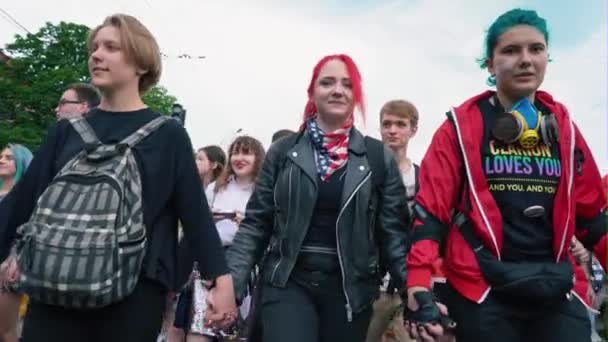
[55,83,101,120]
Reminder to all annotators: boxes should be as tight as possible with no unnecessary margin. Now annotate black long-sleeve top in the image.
[0,108,228,290]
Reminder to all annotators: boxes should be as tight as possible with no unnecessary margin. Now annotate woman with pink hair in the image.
[225,54,409,342]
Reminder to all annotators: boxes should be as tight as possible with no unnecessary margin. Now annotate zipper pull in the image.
[346,304,353,322]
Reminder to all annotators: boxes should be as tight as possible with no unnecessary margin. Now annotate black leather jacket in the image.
[226,129,409,318]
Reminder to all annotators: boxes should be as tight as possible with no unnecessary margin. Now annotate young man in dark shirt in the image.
[0,14,236,342]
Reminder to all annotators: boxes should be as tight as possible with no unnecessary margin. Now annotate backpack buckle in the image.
[86,144,127,163]
[83,142,100,154]
[116,143,128,154]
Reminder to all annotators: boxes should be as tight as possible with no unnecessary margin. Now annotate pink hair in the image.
[302,54,365,126]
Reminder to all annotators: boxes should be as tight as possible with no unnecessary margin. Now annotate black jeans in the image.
[261,270,373,342]
[245,282,264,342]
[22,278,167,342]
[444,282,591,342]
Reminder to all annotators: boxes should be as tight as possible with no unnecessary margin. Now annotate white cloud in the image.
[1,0,606,172]
[542,27,608,173]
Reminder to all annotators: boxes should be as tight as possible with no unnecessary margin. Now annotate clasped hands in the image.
[404,287,455,342]
[0,254,20,290]
[203,274,238,330]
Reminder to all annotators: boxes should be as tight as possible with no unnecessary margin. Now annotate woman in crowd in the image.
[226,53,409,342]
[0,144,33,202]
[206,137,264,250]
[185,136,265,342]
[0,143,33,342]
[196,146,227,189]
[0,14,236,342]
[405,8,607,342]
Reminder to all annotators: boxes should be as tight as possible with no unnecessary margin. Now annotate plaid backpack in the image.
[15,116,168,308]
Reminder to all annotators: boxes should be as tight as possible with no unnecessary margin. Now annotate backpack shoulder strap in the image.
[69,118,101,150]
[121,116,170,148]
[414,163,420,194]
[364,136,385,189]
[452,212,487,254]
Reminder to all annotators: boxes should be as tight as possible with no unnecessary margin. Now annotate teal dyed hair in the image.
[478,9,549,86]
[0,144,33,190]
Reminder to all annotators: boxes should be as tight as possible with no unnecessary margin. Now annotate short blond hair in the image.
[88,14,161,93]
[379,100,419,128]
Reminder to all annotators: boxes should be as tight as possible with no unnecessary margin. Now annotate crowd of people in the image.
[0,7,606,342]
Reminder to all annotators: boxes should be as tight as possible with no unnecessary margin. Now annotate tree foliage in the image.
[143,86,177,117]
[0,21,177,151]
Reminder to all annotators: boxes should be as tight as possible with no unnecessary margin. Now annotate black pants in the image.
[261,270,372,342]
[245,283,264,342]
[22,279,167,342]
[444,283,591,342]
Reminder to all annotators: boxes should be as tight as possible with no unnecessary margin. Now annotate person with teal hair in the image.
[0,143,32,342]
[0,144,33,202]
[478,8,550,87]
[405,8,607,342]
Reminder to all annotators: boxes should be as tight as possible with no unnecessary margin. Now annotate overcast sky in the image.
[1,0,606,172]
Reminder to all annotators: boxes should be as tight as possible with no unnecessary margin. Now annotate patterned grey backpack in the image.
[16,116,168,308]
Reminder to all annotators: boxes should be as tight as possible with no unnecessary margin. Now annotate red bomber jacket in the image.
[406,90,607,306]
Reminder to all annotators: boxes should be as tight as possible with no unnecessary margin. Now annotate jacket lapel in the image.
[287,132,319,188]
[453,90,503,258]
[340,129,370,210]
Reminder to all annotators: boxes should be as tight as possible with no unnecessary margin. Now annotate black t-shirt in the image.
[479,97,560,262]
[0,108,228,290]
[297,165,346,273]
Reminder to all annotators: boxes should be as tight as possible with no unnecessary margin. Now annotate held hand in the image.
[0,255,19,284]
[405,305,447,342]
[204,274,237,329]
[404,287,448,342]
[6,256,20,282]
[570,237,590,265]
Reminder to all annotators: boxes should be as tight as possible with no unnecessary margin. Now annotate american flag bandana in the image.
[306,117,351,181]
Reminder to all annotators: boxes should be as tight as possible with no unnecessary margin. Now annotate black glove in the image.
[405,291,456,331]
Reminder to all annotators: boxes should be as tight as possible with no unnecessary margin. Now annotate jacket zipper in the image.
[556,117,576,261]
[271,163,294,281]
[336,171,371,322]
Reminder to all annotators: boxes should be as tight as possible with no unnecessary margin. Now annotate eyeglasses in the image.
[57,99,83,106]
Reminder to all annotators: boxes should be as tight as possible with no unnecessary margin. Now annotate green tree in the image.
[0,22,90,130]
[0,22,177,151]
[143,86,177,115]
